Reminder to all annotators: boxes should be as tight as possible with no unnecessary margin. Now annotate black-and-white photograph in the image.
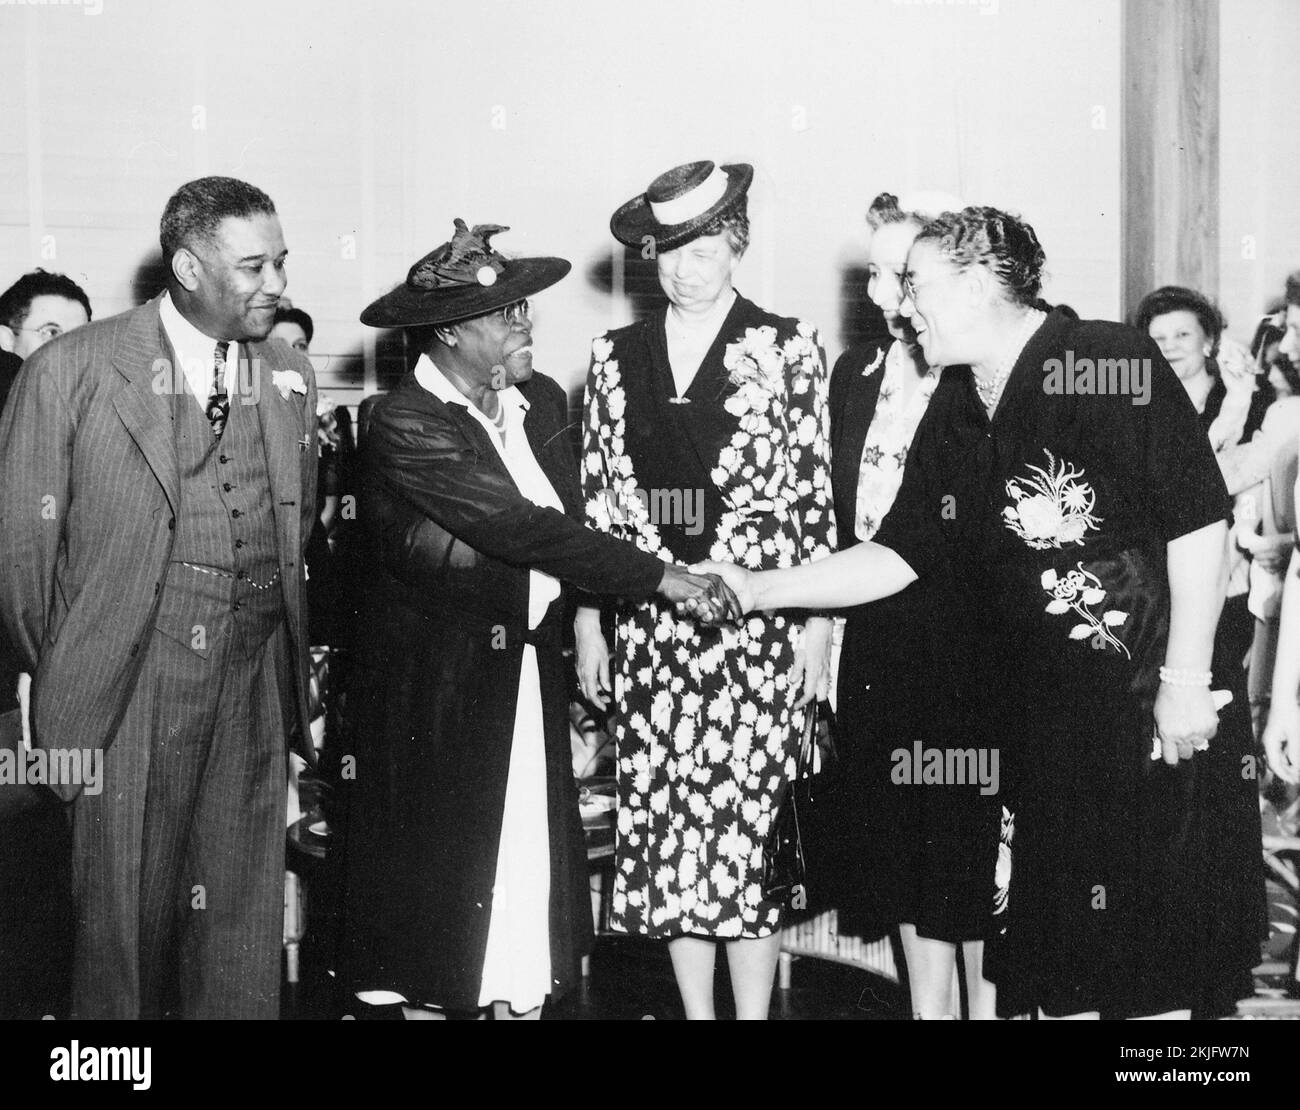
[0,0,1297,1085]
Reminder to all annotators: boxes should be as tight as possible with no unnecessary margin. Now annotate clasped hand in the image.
[658,563,744,623]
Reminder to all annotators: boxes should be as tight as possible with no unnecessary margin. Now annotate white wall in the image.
[1220,0,1300,338]
[1,0,1121,402]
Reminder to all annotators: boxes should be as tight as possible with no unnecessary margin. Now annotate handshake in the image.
[657,562,750,624]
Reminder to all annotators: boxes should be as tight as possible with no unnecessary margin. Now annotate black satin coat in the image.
[336,369,663,1010]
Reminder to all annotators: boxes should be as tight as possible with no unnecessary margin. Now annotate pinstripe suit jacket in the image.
[0,296,318,800]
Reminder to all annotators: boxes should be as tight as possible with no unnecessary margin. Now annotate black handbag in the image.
[762,702,833,910]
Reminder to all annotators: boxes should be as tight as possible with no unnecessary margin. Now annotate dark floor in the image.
[284,932,908,1020]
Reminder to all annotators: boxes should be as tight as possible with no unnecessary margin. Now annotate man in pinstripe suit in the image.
[0,177,317,1019]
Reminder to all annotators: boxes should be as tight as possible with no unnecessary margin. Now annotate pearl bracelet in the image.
[1159,666,1212,688]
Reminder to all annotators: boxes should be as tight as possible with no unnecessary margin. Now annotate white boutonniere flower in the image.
[862,348,886,377]
[273,369,307,400]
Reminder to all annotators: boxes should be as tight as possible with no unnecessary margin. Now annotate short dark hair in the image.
[914,206,1046,307]
[0,269,91,331]
[1133,285,1225,346]
[273,306,314,346]
[159,176,277,263]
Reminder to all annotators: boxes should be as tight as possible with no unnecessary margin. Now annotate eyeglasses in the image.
[494,299,530,327]
[900,270,961,305]
[16,324,65,342]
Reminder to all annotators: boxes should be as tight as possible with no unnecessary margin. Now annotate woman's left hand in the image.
[790,617,834,709]
[1153,682,1220,765]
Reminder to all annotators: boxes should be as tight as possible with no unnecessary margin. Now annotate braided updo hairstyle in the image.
[913,206,1046,307]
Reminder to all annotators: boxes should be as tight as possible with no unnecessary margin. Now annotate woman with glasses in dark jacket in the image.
[338,221,733,1019]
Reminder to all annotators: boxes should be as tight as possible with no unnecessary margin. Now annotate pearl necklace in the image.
[973,309,1046,412]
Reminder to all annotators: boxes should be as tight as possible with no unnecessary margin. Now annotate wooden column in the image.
[1121,0,1219,321]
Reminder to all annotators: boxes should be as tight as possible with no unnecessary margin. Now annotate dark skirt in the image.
[984,589,1264,1018]
[828,583,1000,944]
[333,601,592,1011]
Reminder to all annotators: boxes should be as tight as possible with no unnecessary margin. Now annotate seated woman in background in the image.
[827,190,998,1019]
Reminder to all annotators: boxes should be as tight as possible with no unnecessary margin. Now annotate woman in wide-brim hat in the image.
[576,162,837,1019]
[336,220,734,1019]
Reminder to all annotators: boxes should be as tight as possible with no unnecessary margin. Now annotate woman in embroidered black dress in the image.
[703,206,1260,1019]
[576,161,836,1019]
[829,191,998,1018]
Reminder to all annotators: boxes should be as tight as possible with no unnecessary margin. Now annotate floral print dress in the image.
[873,308,1260,1018]
[581,294,836,939]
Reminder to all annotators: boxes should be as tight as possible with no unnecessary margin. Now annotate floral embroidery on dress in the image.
[1040,564,1130,658]
[1003,449,1101,550]
[993,805,1014,917]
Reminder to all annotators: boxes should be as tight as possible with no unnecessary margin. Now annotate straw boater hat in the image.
[360,219,570,328]
[609,161,753,253]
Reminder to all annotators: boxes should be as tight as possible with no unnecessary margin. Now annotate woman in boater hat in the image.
[576,163,837,1018]
[337,220,737,1019]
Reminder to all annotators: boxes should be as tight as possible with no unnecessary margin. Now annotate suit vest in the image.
[157,385,284,658]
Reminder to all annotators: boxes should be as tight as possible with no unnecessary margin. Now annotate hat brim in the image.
[609,163,753,253]
[360,257,571,328]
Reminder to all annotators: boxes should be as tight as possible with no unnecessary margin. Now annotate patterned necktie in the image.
[206,341,230,437]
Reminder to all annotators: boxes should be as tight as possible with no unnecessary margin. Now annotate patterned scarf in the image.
[854,340,940,541]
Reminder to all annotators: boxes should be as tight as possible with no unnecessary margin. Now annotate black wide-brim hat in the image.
[610,161,753,253]
[360,219,571,328]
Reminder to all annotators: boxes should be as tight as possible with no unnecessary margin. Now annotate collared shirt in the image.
[414,354,562,629]
[158,290,239,409]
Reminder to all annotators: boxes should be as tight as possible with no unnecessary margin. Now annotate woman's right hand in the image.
[575,614,612,711]
[1263,699,1300,785]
